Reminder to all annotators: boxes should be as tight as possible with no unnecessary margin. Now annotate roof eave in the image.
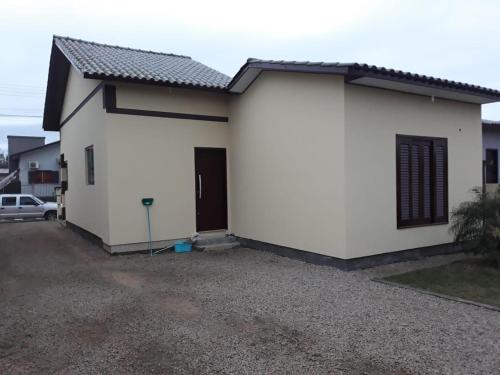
[482,120,500,131]
[228,61,500,103]
[228,61,349,93]
[42,41,71,132]
[346,67,500,104]
[9,141,61,158]
[82,72,228,93]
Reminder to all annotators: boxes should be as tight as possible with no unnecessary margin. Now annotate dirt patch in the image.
[115,337,213,375]
[0,360,39,375]
[73,318,111,345]
[159,293,201,320]
[241,316,313,355]
[111,271,144,289]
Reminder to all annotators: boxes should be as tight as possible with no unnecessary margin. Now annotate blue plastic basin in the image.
[174,241,192,253]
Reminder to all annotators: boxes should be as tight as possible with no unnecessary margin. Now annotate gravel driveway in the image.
[1,222,499,374]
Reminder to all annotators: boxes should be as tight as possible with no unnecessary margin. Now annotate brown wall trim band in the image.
[103,84,229,123]
[60,82,105,128]
[107,107,229,122]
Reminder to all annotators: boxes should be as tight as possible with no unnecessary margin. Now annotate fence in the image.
[0,180,20,194]
[21,184,59,201]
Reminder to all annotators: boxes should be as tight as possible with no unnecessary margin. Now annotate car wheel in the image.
[45,211,57,221]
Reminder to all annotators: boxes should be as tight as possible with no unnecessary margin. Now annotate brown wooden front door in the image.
[195,148,228,231]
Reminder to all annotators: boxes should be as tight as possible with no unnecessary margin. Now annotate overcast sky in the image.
[1,0,499,153]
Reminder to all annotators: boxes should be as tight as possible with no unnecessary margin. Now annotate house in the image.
[42,36,500,268]
[7,135,45,172]
[7,136,60,201]
[482,120,500,192]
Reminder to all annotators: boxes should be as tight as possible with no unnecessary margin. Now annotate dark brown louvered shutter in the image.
[410,144,420,220]
[397,137,411,226]
[433,138,448,223]
[397,135,448,228]
[422,143,432,220]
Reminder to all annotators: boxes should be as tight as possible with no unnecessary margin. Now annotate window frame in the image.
[85,145,95,185]
[485,148,498,184]
[19,196,38,206]
[28,170,60,184]
[396,134,448,229]
[1,197,17,206]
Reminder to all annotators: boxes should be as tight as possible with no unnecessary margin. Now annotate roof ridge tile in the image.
[53,35,191,59]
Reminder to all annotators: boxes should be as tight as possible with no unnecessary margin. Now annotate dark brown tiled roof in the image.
[230,58,500,99]
[55,36,231,89]
[44,38,500,132]
[349,63,500,97]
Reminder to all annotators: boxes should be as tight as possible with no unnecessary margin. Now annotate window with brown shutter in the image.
[396,135,448,228]
[28,170,60,184]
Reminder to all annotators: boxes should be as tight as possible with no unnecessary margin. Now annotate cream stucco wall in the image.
[115,83,228,117]
[344,84,482,258]
[229,71,347,258]
[60,67,483,259]
[104,83,230,247]
[61,67,101,120]
[60,68,109,242]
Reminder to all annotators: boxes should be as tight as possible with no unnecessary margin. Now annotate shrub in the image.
[450,187,500,267]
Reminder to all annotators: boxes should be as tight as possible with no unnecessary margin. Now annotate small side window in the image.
[2,197,17,206]
[85,146,95,185]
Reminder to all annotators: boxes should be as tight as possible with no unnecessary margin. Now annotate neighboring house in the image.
[7,135,45,172]
[42,36,500,266]
[8,140,60,201]
[482,120,500,191]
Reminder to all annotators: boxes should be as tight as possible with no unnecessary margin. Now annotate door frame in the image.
[0,195,18,219]
[18,195,45,219]
[194,147,228,232]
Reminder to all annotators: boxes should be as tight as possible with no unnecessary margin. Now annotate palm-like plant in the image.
[450,187,500,267]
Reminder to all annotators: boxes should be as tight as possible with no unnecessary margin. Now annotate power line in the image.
[0,85,45,93]
[0,114,43,118]
[0,93,44,98]
[0,83,45,99]
[0,83,44,88]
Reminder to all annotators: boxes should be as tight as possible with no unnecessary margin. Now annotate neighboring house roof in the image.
[8,141,60,159]
[482,119,500,130]
[228,59,500,104]
[483,119,500,125]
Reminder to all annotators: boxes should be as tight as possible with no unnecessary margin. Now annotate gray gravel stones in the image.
[1,221,499,374]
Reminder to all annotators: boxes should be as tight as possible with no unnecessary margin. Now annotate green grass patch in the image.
[384,258,500,309]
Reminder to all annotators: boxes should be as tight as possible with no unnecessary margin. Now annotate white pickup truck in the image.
[0,194,57,220]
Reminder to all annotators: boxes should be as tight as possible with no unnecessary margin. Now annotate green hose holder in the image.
[142,198,154,256]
